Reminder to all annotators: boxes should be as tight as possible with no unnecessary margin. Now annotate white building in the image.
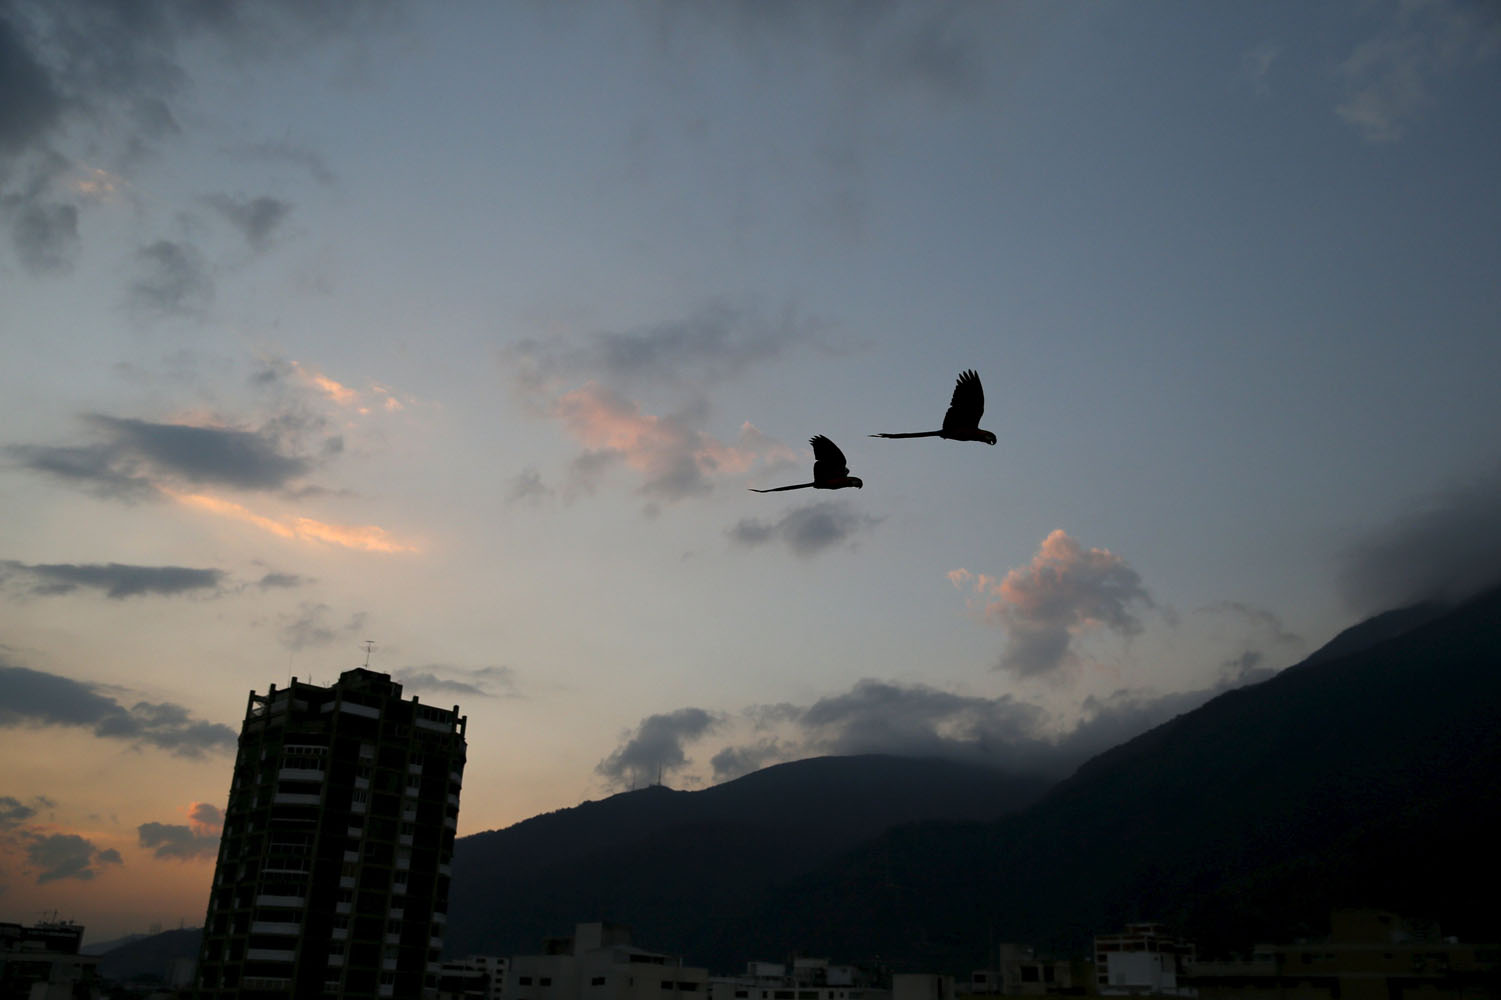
[440,954,509,1000]
[505,923,708,1000]
[708,957,890,1000]
[1093,923,1196,997]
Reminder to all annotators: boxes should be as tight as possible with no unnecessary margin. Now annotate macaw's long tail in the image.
[748,482,815,492]
[869,430,942,439]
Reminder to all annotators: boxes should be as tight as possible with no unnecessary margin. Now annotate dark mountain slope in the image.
[446,754,1051,962]
[96,927,201,982]
[755,586,1501,970]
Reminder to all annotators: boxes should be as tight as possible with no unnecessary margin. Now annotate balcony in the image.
[331,929,348,941]
[407,763,423,775]
[242,977,292,992]
[339,702,381,719]
[250,922,300,936]
[246,948,296,962]
[255,895,305,909]
[328,955,345,967]
[339,876,356,889]
[343,850,360,863]
[336,902,352,915]
[272,792,321,806]
[278,767,324,782]
[385,933,401,945]
[443,815,457,829]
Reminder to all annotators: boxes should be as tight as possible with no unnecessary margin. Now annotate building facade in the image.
[195,668,466,999]
[0,920,99,1000]
[1093,923,1195,996]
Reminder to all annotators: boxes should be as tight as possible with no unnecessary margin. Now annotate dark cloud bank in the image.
[0,560,223,598]
[0,658,236,756]
[0,0,390,274]
[1339,465,1501,615]
[600,669,1279,790]
[728,500,881,558]
[7,412,323,499]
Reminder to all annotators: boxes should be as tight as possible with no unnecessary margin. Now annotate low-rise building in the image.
[439,954,508,1000]
[0,919,101,1000]
[505,923,707,1000]
[1186,910,1501,1000]
[709,956,889,1000]
[1094,923,1195,996]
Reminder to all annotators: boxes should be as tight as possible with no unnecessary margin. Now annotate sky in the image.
[2,0,1499,943]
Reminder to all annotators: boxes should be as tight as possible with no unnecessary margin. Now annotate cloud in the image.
[9,199,79,273]
[0,659,237,757]
[190,802,223,830]
[511,301,820,393]
[208,194,293,251]
[165,490,417,553]
[393,665,519,700]
[8,413,321,499]
[1338,465,1501,614]
[222,140,336,186]
[703,665,1286,784]
[138,808,220,861]
[278,603,367,651]
[24,833,123,884]
[0,560,224,599]
[505,303,806,504]
[1336,0,1501,142]
[1242,41,1281,94]
[0,1,393,272]
[130,240,214,318]
[951,530,1154,679]
[0,796,37,829]
[728,500,882,558]
[1198,600,1303,682]
[257,572,305,589]
[553,382,796,502]
[596,708,721,789]
[506,467,552,505]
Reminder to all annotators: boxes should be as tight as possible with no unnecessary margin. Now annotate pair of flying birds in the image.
[749,369,995,493]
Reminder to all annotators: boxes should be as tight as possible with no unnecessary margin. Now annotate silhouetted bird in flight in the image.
[749,435,864,492]
[870,369,997,445]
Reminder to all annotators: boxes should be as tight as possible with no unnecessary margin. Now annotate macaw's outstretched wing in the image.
[809,434,850,483]
[942,369,985,435]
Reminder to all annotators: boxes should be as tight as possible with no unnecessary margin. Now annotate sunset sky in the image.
[3,1,1499,942]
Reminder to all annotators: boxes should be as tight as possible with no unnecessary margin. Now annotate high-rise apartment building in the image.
[195,668,466,999]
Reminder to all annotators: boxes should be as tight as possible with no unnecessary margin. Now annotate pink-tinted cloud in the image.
[951,529,1153,678]
[553,381,797,501]
[165,489,418,553]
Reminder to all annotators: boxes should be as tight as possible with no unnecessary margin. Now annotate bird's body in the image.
[749,435,864,492]
[871,369,996,445]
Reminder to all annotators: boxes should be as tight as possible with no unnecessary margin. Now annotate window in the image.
[519,977,533,986]
[541,978,553,986]
[593,978,607,987]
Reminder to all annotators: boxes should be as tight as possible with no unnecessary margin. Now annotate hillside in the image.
[750,585,1501,970]
[445,754,1052,961]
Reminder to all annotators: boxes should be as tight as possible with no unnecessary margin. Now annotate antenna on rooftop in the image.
[362,640,377,669]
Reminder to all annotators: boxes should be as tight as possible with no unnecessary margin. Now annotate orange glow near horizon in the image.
[164,489,418,553]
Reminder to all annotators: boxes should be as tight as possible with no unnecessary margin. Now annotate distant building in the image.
[1186,909,1501,1000]
[504,923,706,1000]
[438,954,508,1000]
[194,667,467,999]
[892,974,955,1000]
[1093,923,1195,996]
[965,943,1090,996]
[708,956,889,1000]
[0,919,101,999]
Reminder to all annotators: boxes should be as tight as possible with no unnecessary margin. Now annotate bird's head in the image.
[850,477,864,489]
[980,430,997,446]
